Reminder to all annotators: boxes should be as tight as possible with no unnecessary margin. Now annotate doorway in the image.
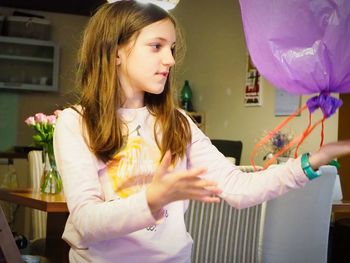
[338,93,350,199]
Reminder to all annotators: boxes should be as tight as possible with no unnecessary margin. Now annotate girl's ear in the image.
[116,52,122,65]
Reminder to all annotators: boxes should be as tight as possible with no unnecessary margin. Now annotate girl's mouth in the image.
[158,72,169,77]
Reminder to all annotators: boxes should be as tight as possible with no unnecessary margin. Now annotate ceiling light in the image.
[106,0,180,11]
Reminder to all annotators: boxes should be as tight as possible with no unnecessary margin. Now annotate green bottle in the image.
[181,80,193,111]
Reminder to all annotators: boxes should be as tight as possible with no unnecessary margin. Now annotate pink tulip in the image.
[34,113,48,124]
[47,115,57,125]
[25,116,35,126]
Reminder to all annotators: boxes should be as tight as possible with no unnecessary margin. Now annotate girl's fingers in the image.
[153,159,222,204]
[203,185,222,195]
[191,186,222,197]
[183,183,222,200]
[187,189,221,203]
[201,196,221,203]
[176,169,221,194]
[186,180,222,195]
[182,167,207,178]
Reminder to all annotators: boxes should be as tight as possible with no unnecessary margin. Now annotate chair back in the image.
[211,139,243,165]
[28,150,47,240]
[185,166,263,263]
[0,206,23,263]
[259,165,337,263]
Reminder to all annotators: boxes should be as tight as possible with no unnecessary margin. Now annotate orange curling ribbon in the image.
[293,112,326,158]
[249,105,307,171]
[250,104,327,171]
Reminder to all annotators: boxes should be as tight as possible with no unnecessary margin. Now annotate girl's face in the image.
[117,18,176,108]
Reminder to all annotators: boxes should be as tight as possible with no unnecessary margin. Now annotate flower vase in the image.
[41,144,63,194]
[276,156,290,164]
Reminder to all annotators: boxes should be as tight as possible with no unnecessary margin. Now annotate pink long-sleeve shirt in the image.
[53,106,309,263]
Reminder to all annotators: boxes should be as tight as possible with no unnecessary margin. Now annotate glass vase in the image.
[40,143,63,194]
[276,156,290,164]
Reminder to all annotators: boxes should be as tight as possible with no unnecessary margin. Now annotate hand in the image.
[146,151,222,218]
[309,140,350,169]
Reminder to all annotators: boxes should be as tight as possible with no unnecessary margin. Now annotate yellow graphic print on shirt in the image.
[107,136,160,198]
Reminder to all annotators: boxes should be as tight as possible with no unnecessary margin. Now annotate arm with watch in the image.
[146,140,350,214]
[302,140,350,180]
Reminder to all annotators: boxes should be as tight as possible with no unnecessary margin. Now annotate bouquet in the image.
[24,111,61,148]
[262,131,294,161]
[25,111,62,194]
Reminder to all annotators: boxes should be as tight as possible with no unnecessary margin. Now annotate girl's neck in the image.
[122,99,145,109]
[121,87,145,108]
[120,82,145,109]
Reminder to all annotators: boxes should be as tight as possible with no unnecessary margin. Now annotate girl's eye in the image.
[150,43,161,50]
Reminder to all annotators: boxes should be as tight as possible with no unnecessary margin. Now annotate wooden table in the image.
[0,188,69,263]
[332,200,350,221]
[332,200,350,213]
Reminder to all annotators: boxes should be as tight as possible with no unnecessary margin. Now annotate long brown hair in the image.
[77,1,191,163]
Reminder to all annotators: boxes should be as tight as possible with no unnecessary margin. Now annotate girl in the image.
[53,1,350,262]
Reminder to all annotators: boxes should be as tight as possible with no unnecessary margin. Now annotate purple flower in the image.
[270,131,293,156]
[261,130,294,161]
[272,133,286,148]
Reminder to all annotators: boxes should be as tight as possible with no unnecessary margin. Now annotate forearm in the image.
[218,158,308,209]
[68,191,156,245]
[309,140,350,169]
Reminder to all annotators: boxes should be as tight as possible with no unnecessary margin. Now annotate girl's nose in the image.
[162,49,175,66]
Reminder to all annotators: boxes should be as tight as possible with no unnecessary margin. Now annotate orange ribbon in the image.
[250,104,327,171]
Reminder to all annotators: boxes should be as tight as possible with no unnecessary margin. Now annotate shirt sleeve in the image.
[53,108,158,246]
[185,115,309,209]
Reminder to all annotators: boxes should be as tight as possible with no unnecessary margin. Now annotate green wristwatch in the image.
[301,153,320,180]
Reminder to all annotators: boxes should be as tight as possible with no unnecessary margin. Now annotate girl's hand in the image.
[309,140,350,169]
[146,151,222,218]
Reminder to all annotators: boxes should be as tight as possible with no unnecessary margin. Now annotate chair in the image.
[258,165,338,263]
[1,205,51,263]
[0,205,23,262]
[0,158,18,229]
[184,165,263,263]
[211,139,243,165]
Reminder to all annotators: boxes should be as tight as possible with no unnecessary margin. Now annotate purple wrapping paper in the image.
[239,0,350,95]
[306,92,343,118]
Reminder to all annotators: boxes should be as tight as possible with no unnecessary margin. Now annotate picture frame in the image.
[274,89,301,116]
[244,54,262,106]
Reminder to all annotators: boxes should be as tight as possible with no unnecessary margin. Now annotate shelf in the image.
[0,152,28,159]
[0,82,57,92]
[0,36,59,92]
[0,36,55,46]
[187,112,205,132]
[0,54,53,63]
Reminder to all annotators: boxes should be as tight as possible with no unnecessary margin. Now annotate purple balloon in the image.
[239,0,350,95]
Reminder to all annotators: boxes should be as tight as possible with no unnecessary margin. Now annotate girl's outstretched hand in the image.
[309,140,350,169]
[146,151,222,218]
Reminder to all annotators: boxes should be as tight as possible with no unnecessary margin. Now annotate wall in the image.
[0,7,88,149]
[0,1,339,165]
[173,0,338,165]
[0,7,88,238]
[0,94,18,150]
